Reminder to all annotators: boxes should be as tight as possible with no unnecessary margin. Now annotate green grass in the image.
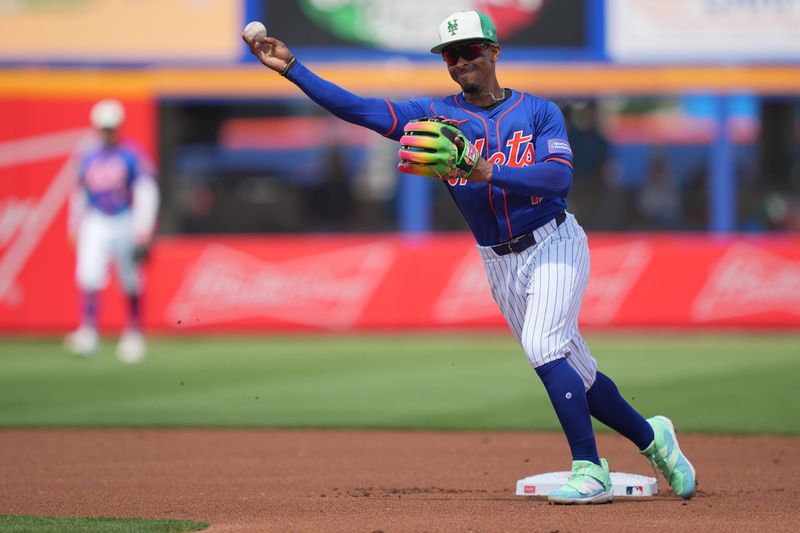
[1,333,798,434]
[0,515,207,533]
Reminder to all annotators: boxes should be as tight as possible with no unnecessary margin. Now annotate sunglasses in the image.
[442,42,492,66]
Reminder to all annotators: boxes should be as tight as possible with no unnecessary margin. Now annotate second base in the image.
[516,471,658,497]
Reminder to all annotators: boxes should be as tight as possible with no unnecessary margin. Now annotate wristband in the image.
[280,57,297,77]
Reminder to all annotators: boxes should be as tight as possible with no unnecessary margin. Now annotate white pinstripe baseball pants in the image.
[478,212,598,389]
[76,209,142,294]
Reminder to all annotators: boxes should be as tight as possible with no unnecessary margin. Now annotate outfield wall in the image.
[2,93,799,334]
[2,226,799,333]
[144,232,800,331]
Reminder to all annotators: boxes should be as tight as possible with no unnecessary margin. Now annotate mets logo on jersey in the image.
[84,154,129,191]
[446,130,536,186]
[447,131,571,206]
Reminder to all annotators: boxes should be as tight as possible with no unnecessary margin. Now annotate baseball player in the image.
[244,11,696,504]
[64,99,159,364]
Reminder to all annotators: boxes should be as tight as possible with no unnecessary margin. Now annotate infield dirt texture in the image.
[1,334,799,531]
[2,428,799,532]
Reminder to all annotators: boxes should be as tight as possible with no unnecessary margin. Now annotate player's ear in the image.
[489,45,501,63]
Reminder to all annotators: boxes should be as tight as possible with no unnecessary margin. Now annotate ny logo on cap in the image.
[447,19,459,36]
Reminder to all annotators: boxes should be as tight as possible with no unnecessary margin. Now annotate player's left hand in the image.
[398,118,491,182]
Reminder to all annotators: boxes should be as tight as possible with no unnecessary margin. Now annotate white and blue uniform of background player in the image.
[244,11,696,503]
[65,99,160,364]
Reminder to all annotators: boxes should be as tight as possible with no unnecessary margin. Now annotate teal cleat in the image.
[641,416,697,499]
[548,458,613,505]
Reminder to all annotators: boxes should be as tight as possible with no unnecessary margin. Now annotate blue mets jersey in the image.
[287,61,574,246]
[78,145,142,216]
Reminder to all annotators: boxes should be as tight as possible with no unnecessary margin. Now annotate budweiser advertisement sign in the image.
[692,243,800,321]
[166,243,395,330]
[3,226,800,332]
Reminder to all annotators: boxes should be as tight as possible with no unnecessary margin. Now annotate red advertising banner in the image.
[145,234,800,332]
[2,229,799,333]
[0,97,155,333]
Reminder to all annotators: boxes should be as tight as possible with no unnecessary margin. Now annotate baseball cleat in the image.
[641,415,696,499]
[116,329,147,364]
[547,458,613,505]
[64,326,99,357]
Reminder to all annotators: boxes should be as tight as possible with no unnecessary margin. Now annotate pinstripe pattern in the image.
[478,212,597,389]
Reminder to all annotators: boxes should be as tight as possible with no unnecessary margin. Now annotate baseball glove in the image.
[132,244,150,264]
[397,117,480,181]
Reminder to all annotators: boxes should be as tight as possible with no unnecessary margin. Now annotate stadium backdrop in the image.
[0,0,798,333]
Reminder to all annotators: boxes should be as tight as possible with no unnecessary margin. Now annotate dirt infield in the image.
[1,429,798,532]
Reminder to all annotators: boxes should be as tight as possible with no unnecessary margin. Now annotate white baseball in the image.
[243,21,267,42]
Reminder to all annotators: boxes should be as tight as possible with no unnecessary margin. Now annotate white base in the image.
[516,471,658,497]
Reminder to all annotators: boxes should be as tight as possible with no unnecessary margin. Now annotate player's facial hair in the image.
[460,80,480,94]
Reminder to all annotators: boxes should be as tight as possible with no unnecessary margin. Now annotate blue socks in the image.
[536,361,656,464]
[80,292,142,331]
[536,359,600,466]
[80,291,98,328]
[127,293,142,330]
[586,371,654,451]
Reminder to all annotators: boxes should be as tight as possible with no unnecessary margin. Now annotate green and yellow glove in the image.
[397,117,481,181]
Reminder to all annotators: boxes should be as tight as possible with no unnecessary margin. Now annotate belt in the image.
[491,211,566,256]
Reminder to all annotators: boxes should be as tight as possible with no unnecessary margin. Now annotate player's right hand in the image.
[242,32,293,74]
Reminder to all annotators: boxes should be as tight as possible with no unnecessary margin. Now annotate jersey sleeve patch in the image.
[547,139,573,155]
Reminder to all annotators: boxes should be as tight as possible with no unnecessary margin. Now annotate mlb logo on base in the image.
[626,486,645,496]
[523,485,536,494]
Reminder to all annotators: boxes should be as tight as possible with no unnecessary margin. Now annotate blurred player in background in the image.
[64,99,160,363]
